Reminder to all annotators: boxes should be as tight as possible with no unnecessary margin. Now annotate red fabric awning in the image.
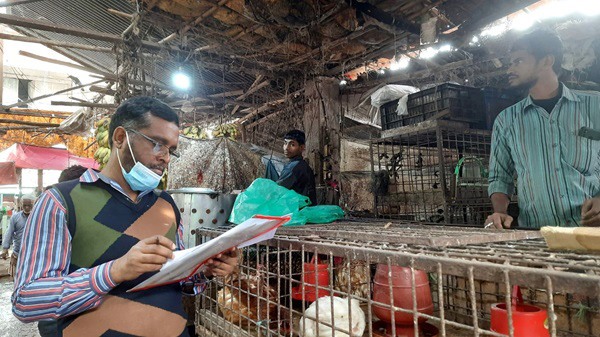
[0,161,18,185]
[0,143,98,170]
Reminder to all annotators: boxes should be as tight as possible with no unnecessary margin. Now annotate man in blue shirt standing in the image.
[486,29,600,229]
[277,130,318,206]
[1,195,34,277]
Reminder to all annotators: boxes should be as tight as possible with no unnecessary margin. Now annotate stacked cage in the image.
[195,223,600,337]
[370,121,513,225]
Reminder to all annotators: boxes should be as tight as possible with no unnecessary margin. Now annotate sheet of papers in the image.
[130,215,289,292]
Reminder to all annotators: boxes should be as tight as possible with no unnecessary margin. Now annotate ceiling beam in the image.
[51,101,117,109]
[0,13,187,55]
[208,89,245,98]
[89,85,117,96]
[0,109,70,119]
[0,32,112,53]
[19,50,109,76]
[230,75,266,115]
[0,13,121,43]
[2,79,106,109]
[0,118,60,127]
[159,0,231,44]
[346,0,420,35]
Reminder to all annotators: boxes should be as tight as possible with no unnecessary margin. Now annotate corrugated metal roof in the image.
[1,0,535,117]
[6,0,265,100]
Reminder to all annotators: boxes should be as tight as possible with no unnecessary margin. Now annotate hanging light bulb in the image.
[172,68,191,90]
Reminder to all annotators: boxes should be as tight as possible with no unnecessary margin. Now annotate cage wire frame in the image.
[370,122,517,225]
[194,225,600,337]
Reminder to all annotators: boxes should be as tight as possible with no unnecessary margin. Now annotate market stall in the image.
[0,143,98,197]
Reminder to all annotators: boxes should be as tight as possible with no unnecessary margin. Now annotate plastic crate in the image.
[380,85,522,131]
[406,83,482,116]
[380,83,484,130]
[481,87,521,129]
[380,99,402,130]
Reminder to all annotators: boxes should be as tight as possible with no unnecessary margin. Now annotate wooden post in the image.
[16,168,22,200]
[303,77,341,204]
[37,169,43,194]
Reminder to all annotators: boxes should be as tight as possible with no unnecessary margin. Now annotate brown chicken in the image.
[334,260,371,299]
[217,273,279,325]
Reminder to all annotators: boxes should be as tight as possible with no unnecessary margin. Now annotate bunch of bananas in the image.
[182,125,209,140]
[93,118,111,169]
[212,124,238,140]
[158,169,168,190]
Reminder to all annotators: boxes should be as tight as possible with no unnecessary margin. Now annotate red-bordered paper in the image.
[129,215,290,292]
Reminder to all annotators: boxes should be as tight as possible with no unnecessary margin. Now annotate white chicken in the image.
[299,296,366,337]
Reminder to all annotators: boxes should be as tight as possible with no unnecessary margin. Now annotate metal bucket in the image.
[168,188,237,248]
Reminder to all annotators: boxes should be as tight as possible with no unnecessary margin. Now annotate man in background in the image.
[58,165,88,183]
[1,195,34,277]
[486,29,600,228]
[277,130,317,205]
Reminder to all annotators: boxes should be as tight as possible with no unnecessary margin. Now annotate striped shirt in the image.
[488,84,600,228]
[12,169,208,322]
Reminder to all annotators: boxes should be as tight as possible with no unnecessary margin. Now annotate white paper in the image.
[238,227,277,248]
[129,215,288,291]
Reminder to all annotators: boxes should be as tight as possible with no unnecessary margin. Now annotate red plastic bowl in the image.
[490,303,549,337]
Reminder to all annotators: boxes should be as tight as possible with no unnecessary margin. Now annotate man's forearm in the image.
[13,263,116,322]
[491,193,510,214]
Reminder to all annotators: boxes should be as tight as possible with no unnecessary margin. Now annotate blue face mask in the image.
[117,131,163,192]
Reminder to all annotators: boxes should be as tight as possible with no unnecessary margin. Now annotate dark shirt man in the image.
[277,130,318,205]
[1,195,33,277]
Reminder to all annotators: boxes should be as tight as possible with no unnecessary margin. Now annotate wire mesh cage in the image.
[370,121,516,225]
[194,222,600,337]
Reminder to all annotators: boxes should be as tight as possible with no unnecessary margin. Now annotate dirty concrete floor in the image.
[0,257,40,337]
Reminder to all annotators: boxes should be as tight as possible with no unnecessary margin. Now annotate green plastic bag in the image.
[299,205,345,224]
[229,178,310,225]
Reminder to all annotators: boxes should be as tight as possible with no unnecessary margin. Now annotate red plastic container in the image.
[490,286,549,337]
[303,257,329,286]
[291,256,331,302]
[372,264,433,325]
[373,321,439,337]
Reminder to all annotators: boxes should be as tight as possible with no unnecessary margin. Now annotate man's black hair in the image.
[511,29,564,75]
[108,96,179,147]
[58,165,88,182]
[284,129,306,145]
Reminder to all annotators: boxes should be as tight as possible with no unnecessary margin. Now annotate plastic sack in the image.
[396,94,410,116]
[299,205,345,224]
[370,85,419,108]
[229,178,310,225]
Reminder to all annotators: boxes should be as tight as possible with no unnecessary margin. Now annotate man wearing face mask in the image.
[1,195,34,278]
[12,96,238,336]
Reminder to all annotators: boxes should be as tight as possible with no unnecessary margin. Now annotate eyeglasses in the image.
[126,129,180,158]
